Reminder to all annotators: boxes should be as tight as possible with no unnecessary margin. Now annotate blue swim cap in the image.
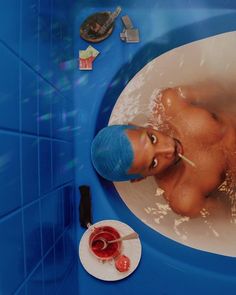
[91,125,142,181]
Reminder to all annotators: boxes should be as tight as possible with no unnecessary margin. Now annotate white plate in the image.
[78,220,142,281]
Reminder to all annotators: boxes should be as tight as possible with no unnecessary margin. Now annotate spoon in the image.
[97,232,139,250]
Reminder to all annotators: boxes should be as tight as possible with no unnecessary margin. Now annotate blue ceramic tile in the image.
[52,93,67,140]
[38,0,52,79]
[54,72,73,101]
[57,229,77,294]
[68,185,75,226]
[26,262,44,295]
[64,228,76,266]
[15,286,27,295]
[64,98,74,141]
[52,141,74,188]
[62,185,74,228]
[57,262,78,295]
[0,0,20,53]
[53,189,64,236]
[39,78,53,137]
[65,143,74,183]
[52,141,63,187]
[39,138,52,195]
[51,1,66,46]
[23,202,42,275]
[0,212,25,294]
[0,132,21,217]
[62,142,74,184]
[21,0,39,69]
[51,5,74,97]
[50,13,65,87]
[51,32,73,99]
[21,64,38,135]
[0,44,19,131]
[41,193,55,255]
[54,236,68,286]
[22,136,39,204]
[43,248,56,295]
[54,236,64,263]
[41,188,69,254]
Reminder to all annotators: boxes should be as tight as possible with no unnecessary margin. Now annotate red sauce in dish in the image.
[89,226,121,260]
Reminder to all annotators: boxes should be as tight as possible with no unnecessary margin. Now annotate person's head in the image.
[91,124,182,182]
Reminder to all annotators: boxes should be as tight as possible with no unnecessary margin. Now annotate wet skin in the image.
[126,87,236,217]
[127,128,182,177]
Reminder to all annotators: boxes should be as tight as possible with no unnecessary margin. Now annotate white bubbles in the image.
[177,87,186,99]
[174,217,190,241]
[155,187,164,197]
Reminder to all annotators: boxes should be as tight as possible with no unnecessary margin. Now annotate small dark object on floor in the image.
[80,12,114,43]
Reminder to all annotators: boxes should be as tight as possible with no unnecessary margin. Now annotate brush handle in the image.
[99,6,122,34]
[79,185,92,228]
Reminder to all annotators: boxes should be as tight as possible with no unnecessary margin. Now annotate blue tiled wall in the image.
[0,1,78,294]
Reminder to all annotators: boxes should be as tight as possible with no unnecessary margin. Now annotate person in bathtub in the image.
[91,85,236,218]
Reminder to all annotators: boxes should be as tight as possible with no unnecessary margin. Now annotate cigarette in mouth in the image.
[178,153,196,168]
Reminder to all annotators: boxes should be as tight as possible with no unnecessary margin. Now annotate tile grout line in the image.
[0,127,73,143]
[71,16,79,290]
[55,251,78,295]
[1,2,77,294]
[50,1,57,290]
[37,1,45,293]
[50,0,54,195]
[0,180,74,224]
[38,198,44,294]
[18,0,27,285]
[14,224,71,295]
[0,39,71,102]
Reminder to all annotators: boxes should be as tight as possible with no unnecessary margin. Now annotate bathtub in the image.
[76,1,236,294]
[1,0,236,294]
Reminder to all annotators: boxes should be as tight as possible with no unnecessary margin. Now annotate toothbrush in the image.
[98,6,122,35]
[178,153,196,168]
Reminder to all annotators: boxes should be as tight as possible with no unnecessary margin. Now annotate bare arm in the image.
[166,183,227,218]
[159,81,224,106]
[150,82,232,124]
[173,81,227,107]
[179,82,236,119]
[167,185,206,218]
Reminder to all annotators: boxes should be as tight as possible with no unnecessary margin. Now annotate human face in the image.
[126,127,183,177]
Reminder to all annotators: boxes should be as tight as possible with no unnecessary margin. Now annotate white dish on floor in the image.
[79,220,142,281]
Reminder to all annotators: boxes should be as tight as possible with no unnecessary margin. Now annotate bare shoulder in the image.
[167,183,205,218]
[160,87,223,133]
[159,87,190,116]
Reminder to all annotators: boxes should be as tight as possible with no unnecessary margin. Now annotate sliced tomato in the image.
[115,255,131,272]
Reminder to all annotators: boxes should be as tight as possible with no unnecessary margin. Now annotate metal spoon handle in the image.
[109,232,139,244]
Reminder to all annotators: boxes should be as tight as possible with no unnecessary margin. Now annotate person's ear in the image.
[130,177,146,183]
